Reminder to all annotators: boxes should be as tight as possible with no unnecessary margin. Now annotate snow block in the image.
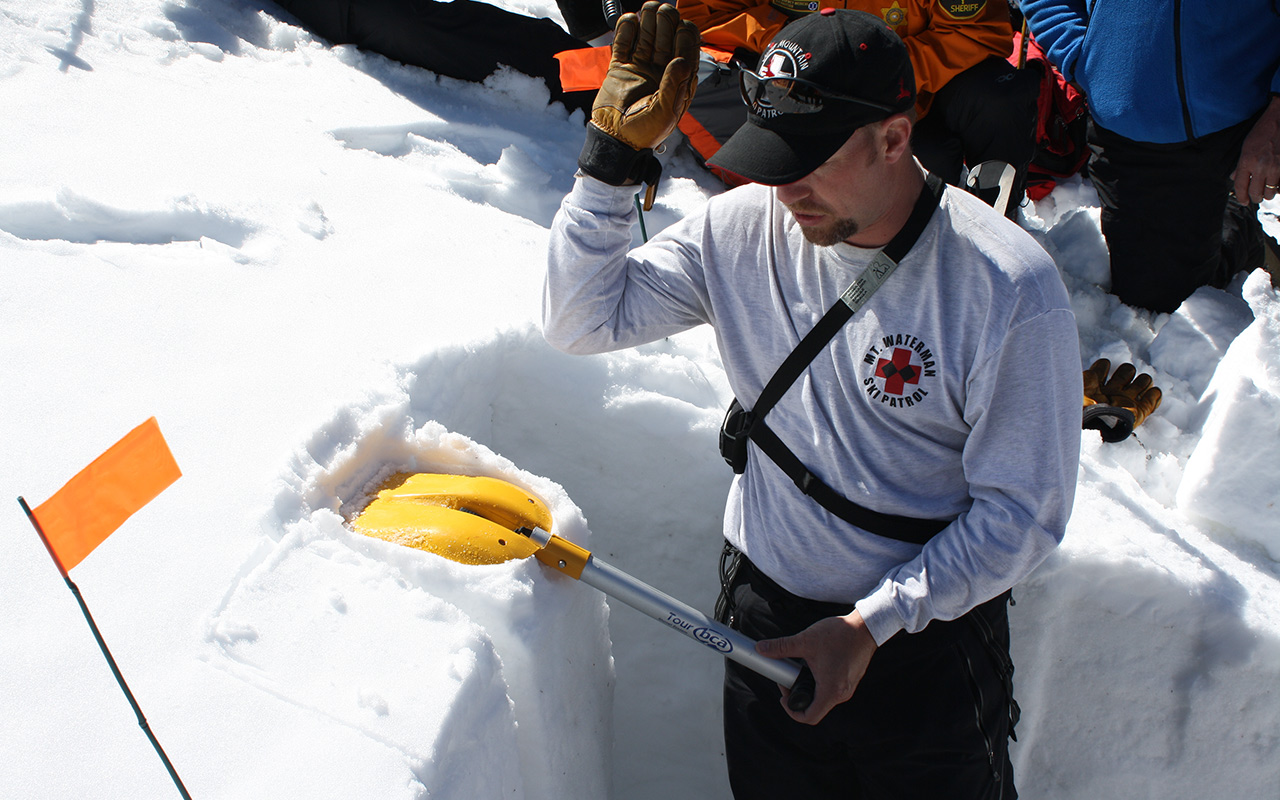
[1013,474,1280,797]
[1177,270,1280,557]
[213,359,614,800]
[207,513,526,798]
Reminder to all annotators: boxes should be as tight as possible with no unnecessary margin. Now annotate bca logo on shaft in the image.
[665,611,734,654]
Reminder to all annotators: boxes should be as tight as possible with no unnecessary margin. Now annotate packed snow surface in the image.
[2,1,1278,798]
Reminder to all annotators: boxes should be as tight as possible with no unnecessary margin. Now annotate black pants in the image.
[1087,116,1267,313]
[274,0,591,108]
[912,56,1041,199]
[722,557,1018,800]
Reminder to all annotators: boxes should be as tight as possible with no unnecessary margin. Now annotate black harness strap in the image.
[721,173,950,546]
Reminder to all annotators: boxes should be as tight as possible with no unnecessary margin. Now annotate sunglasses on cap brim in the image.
[738,70,898,116]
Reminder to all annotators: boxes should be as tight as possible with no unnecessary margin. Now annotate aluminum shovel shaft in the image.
[523,525,803,688]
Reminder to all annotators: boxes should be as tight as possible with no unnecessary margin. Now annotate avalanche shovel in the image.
[352,472,815,711]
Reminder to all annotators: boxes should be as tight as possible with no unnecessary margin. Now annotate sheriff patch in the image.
[880,1,907,29]
[939,0,987,20]
[862,333,937,408]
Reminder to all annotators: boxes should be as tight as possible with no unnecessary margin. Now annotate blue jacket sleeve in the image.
[1021,0,1091,85]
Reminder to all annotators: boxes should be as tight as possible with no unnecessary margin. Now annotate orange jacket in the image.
[675,0,1015,116]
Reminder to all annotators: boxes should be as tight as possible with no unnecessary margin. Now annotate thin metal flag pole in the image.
[18,496,193,800]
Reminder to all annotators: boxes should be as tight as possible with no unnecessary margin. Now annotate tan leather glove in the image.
[1082,358,1163,442]
[1081,358,1109,408]
[578,2,699,209]
[593,2,699,151]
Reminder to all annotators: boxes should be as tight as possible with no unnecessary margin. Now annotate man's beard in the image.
[790,206,860,246]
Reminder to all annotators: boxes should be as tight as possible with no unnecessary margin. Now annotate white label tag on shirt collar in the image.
[839,250,899,313]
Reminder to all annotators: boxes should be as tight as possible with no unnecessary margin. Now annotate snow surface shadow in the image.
[46,0,94,72]
[328,117,576,228]
[0,190,258,246]
[327,111,721,235]
[237,0,590,227]
[162,0,275,53]
[235,0,727,232]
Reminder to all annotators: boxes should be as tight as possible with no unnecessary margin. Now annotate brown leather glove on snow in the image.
[578,2,699,209]
[1082,358,1163,442]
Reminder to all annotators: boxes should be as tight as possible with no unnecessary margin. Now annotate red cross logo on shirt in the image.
[875,347,921,395]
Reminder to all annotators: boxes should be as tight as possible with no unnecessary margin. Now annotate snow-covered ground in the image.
[2,1,1278,798]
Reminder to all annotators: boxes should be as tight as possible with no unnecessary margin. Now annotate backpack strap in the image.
[719,173,951,546]
[753,173,944,422]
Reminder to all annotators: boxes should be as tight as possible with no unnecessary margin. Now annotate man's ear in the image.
[882,115,913,164]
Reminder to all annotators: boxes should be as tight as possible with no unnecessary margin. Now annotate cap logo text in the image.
[752,40,812,118]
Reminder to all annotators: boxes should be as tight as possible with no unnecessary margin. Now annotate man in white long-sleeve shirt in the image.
[544,5,1081,798]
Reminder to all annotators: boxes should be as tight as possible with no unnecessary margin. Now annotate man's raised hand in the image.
[577,2,699,208]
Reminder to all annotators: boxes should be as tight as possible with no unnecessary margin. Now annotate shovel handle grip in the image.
[786,663,815,712]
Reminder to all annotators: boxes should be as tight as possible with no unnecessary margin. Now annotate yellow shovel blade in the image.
[352,473,553,565]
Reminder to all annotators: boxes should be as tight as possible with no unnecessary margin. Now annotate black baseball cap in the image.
[707,9,916,186]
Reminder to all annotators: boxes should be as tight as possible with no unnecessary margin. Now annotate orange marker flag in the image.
[31,417,181,572]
